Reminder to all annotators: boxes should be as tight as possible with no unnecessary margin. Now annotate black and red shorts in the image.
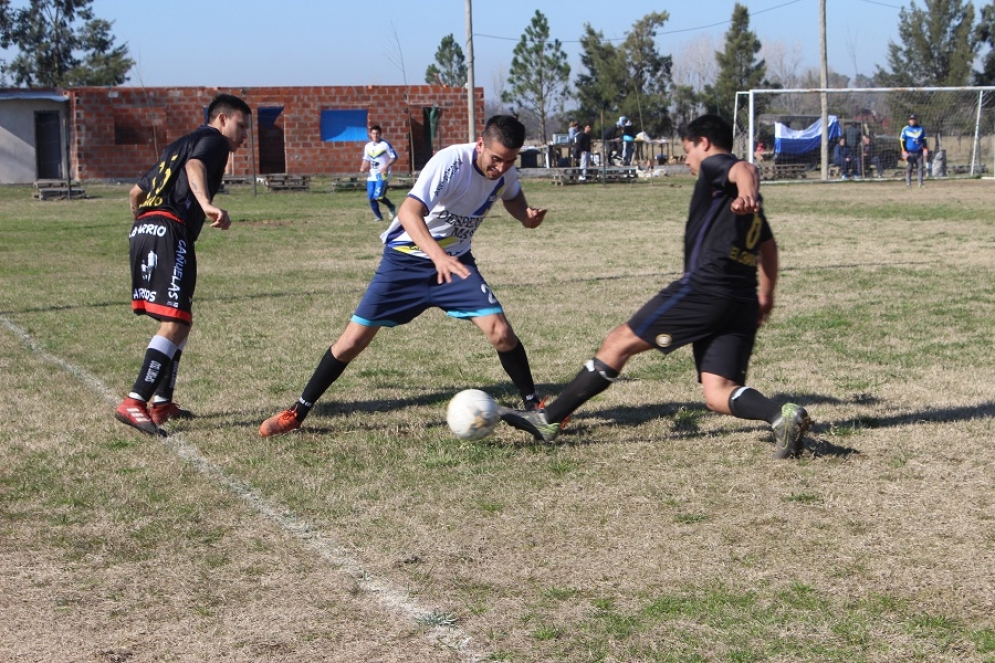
[128,212,196,324]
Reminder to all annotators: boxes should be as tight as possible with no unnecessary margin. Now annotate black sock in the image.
[727,386,781,423]
[497,341,537,405]
[130,348,173,402]
[545,358,618,424]
[294,348,349,421]
[153,349,182,403]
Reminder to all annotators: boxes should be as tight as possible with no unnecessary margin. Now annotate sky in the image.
[8,0,908,96]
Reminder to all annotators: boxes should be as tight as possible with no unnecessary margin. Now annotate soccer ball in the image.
[446,389,500,440]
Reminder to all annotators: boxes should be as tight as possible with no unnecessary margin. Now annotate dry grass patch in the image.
[2,178,995,661]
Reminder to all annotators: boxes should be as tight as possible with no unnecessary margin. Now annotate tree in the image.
[502,10,570,144]
[974,1,995,85]
[425,33,467,87]
[2,0,133,87]
[703,3,768,121]
[574,13,674,138]
[876,0,977,87]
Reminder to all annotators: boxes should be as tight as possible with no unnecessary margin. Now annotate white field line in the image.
[1,314,481,662]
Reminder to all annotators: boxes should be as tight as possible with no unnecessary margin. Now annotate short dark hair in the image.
[208,93,251,121]
[482,115,526,150]
[369,125,383,133]
[680,114,733,151]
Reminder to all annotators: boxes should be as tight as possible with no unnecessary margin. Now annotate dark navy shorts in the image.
[627,281,758,383]
[351,249,504,327]
[128,213,196,325]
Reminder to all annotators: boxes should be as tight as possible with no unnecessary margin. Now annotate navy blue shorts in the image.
[627,281,758,383]
[351,249,504,327]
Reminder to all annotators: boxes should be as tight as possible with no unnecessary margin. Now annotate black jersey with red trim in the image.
[135,125,231,241]
[681,153,773,301]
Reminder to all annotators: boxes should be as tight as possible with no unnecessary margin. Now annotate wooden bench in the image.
[760,163,807,180]
[263,173,311,191]
[33,179,86,200]
[332,173,415,192]
[552,166,637,185]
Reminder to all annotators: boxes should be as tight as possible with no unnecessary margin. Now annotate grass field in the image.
[2,175,995,662]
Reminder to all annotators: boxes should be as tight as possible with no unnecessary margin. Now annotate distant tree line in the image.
[5,0,995,142]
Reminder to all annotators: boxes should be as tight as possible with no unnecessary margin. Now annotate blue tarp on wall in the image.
[320,109,368,142]
[774,115,841,156]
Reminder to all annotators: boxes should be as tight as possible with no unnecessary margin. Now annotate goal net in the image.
[733,86,995,179]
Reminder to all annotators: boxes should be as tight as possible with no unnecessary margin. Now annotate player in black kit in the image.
[502,114,812,458]
[114,93,251,436]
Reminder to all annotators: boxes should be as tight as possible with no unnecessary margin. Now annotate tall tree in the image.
[703,3,768,121]
[575,13,674,137]
[617,12,673,137]
[574,23,624,133]
[425,33,467,87]
[974,1,995,85]
[2,0,133,87]
[876,0,977,86]
[503,10,570,144]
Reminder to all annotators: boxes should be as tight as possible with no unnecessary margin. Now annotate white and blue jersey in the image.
[363,139,398,181]
[900,125,927,153]
[379,142,522,259]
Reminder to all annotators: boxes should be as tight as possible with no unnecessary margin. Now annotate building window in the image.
[320,109,368,142]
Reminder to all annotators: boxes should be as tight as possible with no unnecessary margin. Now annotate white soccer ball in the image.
[446,389,500,440]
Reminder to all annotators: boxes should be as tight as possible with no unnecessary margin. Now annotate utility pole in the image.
[820,0,829,180]
[465,0,476,142]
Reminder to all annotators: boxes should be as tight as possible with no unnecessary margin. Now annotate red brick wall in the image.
[67,85,484,180]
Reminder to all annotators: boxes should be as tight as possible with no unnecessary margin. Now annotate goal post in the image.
[733,87,995,180]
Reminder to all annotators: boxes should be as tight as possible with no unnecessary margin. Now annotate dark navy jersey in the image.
[136,125,231,241]
[682,153,774,300]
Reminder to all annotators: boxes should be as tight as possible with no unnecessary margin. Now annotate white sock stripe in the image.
[149,334,179,358]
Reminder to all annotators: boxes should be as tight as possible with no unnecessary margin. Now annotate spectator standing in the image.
[621,117,637,166]
[114,93,251,436]
[574,124,592,181]
[360,125,399,222]
[861,135,884,179]
[900,113,928,188]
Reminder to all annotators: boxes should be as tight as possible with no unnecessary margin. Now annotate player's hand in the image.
[206,205,231,230]
[731,196,761,215]
[432,253,471,284]
[902,150,909,160]
[522,206,546,229]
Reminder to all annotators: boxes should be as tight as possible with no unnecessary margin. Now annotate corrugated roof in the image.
[0,89,68,102]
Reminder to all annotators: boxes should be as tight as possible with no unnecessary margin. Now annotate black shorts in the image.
[128,213,196,324]
[627,281,759,383]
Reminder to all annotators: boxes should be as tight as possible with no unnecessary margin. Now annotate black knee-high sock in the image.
[369,199,382,218]
[294,348,349,421]
[381,196,395,212]
[545,358,618,424]
[129,336,178,402]
[153,349,182,403]
[498,341,537,405]
[727,386,781,423]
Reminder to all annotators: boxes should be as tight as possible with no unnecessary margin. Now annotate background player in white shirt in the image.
[360,125,398,221]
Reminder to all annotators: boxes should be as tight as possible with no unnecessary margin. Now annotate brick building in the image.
[64,85,483,181]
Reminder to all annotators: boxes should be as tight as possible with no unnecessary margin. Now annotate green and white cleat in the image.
[499,407,561,443]
[771,403,811,459]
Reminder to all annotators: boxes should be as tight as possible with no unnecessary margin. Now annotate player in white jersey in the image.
[360,125,398,221]
[260,115,548,436]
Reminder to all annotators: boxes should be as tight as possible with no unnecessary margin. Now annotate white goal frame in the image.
[733,86,995,180]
